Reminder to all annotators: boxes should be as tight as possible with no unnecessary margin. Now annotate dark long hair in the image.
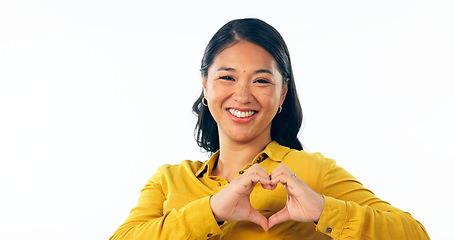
[192,18,303,153]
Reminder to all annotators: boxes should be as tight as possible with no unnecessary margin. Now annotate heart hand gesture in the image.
[209,163,324,231]
[210,164,273,231]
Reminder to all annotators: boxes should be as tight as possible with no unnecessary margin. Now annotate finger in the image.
[235,165,269,185]
[270,172,296,187]
[270,164,293,183]
[268,207,291,229]
[247,207,269,231]
[230,174,271,195]
[246,163,270,178]
[261,181,277,190]
[248,171,272,186]
[244,164,273,189]
[270,163,292,177]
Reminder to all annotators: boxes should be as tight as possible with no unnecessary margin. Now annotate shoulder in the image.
[282,150,337,177]
[267,141,336,167]
[149,160,204,183]
[284,149,336,166]
[156,160,204,173]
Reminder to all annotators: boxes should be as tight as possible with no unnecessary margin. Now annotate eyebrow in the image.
[217,67,273,75]
[255,69,273,75]
[217,67,236,72]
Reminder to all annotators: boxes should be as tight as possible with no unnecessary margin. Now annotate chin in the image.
[227,131,269,145]
[222,125,271,144]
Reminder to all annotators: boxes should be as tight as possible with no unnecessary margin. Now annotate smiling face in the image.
[203,41,288,146]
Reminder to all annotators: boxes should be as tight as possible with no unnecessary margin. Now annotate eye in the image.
[219,76,235,81]
[254,79,270,84]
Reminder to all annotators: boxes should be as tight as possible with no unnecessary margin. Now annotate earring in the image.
[202,97,208,107]
[278,105,282,113]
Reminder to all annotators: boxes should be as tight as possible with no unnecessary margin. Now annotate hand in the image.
[210,164,274,231]
[268,164,324,229]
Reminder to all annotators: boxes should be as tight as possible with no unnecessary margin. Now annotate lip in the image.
[226,108,258,124]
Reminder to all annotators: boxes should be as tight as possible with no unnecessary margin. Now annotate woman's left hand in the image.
[267,164,325,229]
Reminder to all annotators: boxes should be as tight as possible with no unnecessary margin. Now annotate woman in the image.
[110,18,429,239]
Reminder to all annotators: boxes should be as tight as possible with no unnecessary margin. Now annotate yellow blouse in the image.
[110,141,429,239]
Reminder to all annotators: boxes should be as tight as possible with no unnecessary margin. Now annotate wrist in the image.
[209,195,222,222]
[313,194,325,222]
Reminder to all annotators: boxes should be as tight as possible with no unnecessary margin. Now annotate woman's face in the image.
[203,41,288,146]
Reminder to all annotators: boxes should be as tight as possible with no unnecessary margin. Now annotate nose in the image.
[233,82,252,104]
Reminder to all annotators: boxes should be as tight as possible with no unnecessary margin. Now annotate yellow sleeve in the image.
[109,165,223,240]
[315,157,430,240]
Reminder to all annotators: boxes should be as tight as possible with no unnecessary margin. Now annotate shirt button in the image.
[238,170,244,174]
[326,227,332,233]
[207,233,213,237]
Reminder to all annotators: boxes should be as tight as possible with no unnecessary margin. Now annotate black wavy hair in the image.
[192,18,303,153]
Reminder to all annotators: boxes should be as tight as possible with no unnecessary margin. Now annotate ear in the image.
[202,73,208,97]
[280,78,289,106]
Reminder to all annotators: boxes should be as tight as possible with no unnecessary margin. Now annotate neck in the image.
[213,135,272,182]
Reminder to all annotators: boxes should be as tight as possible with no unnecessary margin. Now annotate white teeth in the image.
[228,109,256,118]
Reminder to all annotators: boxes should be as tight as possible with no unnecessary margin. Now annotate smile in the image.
[228,109,257,118]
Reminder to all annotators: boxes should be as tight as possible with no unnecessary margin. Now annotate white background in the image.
[1,0,454,239]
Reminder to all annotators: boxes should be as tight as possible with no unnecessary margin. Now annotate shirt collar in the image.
[263,141,291,162]
[195,151,219,177]
[195,141,291,177]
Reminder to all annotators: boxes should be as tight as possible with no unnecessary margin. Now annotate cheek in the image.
[207,82,230,102]
[257,89,282,106]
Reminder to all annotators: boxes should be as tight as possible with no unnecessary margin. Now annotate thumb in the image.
[268,207,290,229]
[247,207,269,231]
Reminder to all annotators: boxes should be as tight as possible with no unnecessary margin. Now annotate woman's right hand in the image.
[209,163,273,231]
